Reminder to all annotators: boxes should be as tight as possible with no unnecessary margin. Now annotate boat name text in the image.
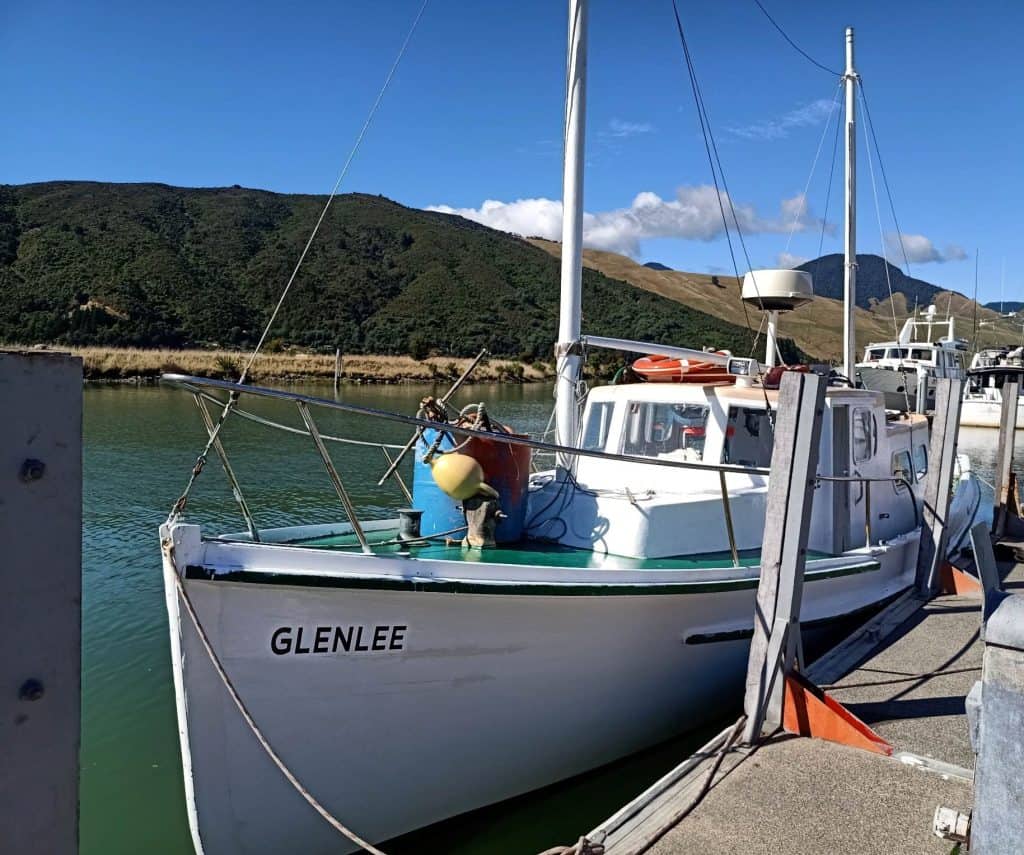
[271,624,407,655]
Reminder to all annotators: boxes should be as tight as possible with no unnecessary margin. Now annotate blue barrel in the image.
[411,428,529,543]
[411,430,464,539]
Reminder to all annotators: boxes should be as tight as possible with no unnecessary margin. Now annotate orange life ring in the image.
[632,354,735,384]
[763,364,810,389]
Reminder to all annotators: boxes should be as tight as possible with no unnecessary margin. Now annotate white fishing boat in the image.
[855,304,968,411]
[158,8,979,853]
[961,347,1024,428]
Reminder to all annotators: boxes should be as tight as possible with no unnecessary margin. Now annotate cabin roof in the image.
[587,381,885,408]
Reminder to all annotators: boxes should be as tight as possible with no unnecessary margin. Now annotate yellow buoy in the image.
[429,453,497,500]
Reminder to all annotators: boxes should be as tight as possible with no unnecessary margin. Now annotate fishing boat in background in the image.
[961,346,1024,428]
[855,304,968,411]
[157,6,979,853]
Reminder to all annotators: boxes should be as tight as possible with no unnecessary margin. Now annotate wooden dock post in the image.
[742,370,826,743]
[0,350,82,853]
[333,348,342,397]
[915,378,964,597]
[991,379,1019,540]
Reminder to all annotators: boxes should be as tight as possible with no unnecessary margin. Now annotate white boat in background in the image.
[855,305,968,411]
[157,8,979,853]
[960,346,1024,428]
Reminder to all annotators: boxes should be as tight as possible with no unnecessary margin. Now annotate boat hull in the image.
[161,528,918,854]
[960,395,1024,429]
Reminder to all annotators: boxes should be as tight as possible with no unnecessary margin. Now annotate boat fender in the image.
[429,452,499,500]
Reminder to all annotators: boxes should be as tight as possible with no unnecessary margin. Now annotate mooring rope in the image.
[171,568,389,854]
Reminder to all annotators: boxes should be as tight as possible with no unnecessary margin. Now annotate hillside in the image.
[530,240,1018,362]
[984,301,1023,314]
[797,254,944,310]
[0,181,803,362]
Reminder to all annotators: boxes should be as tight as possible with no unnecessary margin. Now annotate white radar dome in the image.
[741,269,814,312]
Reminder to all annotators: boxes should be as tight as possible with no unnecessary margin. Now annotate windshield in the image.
[622,402,710,461]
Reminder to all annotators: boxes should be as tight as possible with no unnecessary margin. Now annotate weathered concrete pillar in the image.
[970,591,1024,852]
[0,350,82,853]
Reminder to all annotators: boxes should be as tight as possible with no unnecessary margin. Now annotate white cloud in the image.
[884,232,968,264]
[727,98,836,141]
[777,252,808,268]
[428,185,826,257]
[606,118,654,138]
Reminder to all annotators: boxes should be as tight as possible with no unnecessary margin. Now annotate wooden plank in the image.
[742,371,826,742]
[591,721,749,855]
[915,378,964,595]
[807,589,925,686]
[992,379,1019,539]
[0,351,82,854]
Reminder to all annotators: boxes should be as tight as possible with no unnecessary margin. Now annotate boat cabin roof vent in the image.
[741,269,814,312]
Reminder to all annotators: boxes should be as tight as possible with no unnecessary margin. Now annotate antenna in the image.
[1001,257,1006,315]
[971,249,980,352]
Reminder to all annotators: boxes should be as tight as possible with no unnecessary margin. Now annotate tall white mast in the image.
[554,0,588,460]
[842,26,858,381]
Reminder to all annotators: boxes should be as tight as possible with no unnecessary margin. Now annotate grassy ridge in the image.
[51,346,548,383]
[0,181,805,363]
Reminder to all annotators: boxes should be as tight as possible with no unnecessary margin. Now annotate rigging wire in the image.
[971,249,980,351]
[240,0,430,385]
[857,80,913,277]
[816,105,843,262]
[669,1,754,352]
[670,0,785,372]
[166,0,430,522]
[784,80,843,255]
[858,84,911,411]
[750,0,841,77]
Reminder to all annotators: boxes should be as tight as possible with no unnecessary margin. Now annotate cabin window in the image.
[892,450,913,491]
[622,402,710,461]
[581,402,615,451]
[913,443,928,480]
[867,348,886,361]
[886,347,909,360]
[852,408,876,463]
[910,348,931,361]
[721,407,774,467]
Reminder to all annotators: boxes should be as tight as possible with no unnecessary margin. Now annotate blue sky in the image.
[2,0,1020,302]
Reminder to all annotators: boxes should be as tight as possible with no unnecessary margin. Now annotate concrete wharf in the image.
[590,559,1020,855]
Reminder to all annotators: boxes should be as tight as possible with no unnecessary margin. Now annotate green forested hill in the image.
[0,181,803,360]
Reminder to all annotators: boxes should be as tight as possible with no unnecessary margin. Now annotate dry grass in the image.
[57,346,552,383]
[530,238,1019,361]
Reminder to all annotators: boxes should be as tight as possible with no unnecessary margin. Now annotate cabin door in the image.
[831,405,865,551]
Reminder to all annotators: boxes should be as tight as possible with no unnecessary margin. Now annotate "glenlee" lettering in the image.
[270,625,407,655]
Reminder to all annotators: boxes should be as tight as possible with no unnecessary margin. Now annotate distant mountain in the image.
[984,301,1024,313]
[0,181,789,360]
[642,261,672,271]
[797,254,946,310]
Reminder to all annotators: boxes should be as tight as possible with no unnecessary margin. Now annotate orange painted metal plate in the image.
[939,562,983,595]
[783,671,893,756]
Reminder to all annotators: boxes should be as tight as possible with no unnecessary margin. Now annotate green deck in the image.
[283,529,830,571]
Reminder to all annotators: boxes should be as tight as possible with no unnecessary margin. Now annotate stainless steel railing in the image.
[164,374,919,565]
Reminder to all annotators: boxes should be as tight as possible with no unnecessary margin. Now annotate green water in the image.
[80,381,723,854]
